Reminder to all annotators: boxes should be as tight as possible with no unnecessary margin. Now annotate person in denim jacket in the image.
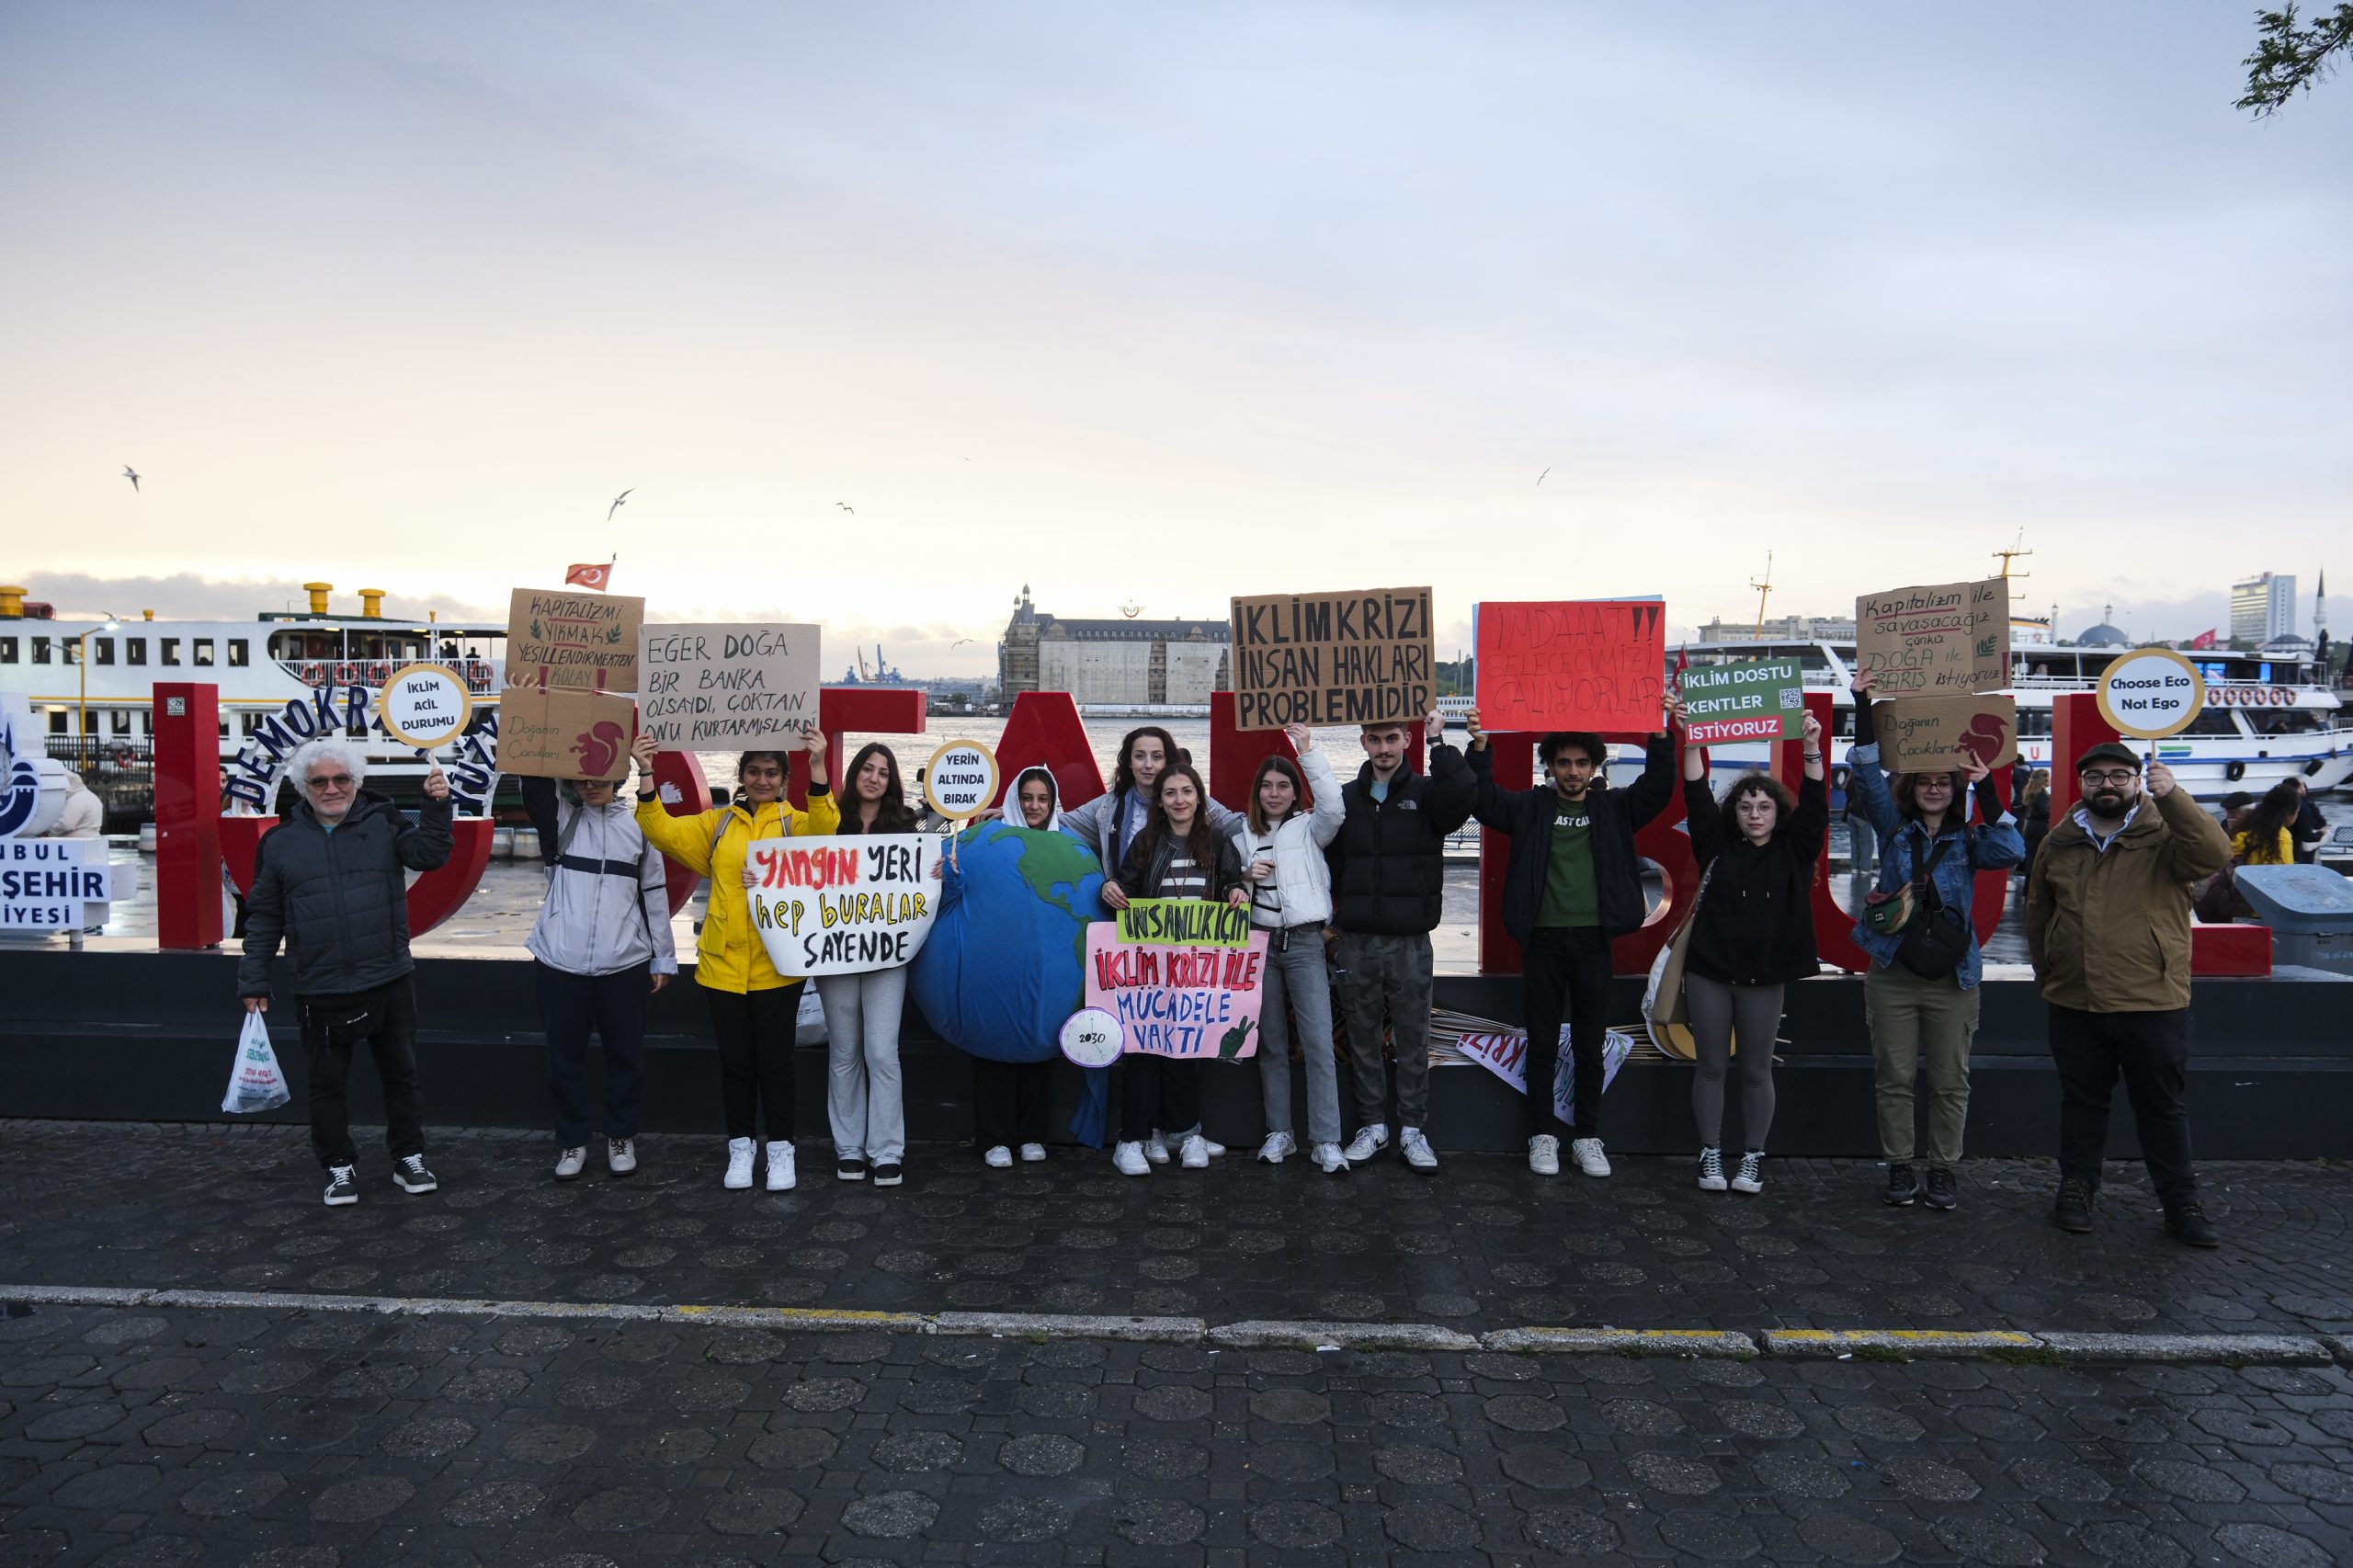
[1845,669,2024,1212]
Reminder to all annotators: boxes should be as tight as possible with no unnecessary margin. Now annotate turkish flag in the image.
[2188,628,2217,650]
[564,562,611,590]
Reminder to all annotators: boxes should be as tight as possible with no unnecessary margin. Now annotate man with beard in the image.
[2028,742,2232,1246]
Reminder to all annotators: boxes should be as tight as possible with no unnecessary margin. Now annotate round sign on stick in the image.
[376,664,474,752]
[924,739,999,821]
[1060,1006,1124,1069]
[2096,649,2206,741]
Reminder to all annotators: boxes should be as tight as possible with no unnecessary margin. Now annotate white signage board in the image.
[923,741,998,820]
[745,832,939,976]
[638,623,821,747]
[2097,649,2206,741]
[0,839,125,931]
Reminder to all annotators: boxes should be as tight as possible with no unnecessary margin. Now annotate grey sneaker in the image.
[1343,1125,1389,1164]
[1569,1138,1610,1177]
[1697,1147,1727,1192]
[553,1146,587,1182]
[1310,1142,1350,1174]
[323,1165,358,1207]
[1399,1127,1438,1172]
[1528,1134,1561,1176]
[606,1138,637,1177]
[392,1154,438,1194]
[1256,1131,1296,1165]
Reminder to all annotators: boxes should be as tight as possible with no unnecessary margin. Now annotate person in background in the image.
[631,728,835,1193]
[2016,770,2052,877]
[812,742,922,1187]
[1841,768,1879,878]
[521,764,676,1183]
[1231,726,1348,1173]
[1326,711,1476,1172]
[1678,712,1827,1195]
[1846,670,2023,1213]
[2230,781,2300,869]
[1464,693,1684,1178]
[1108,763,1248,1176]
[960,766,1064,1167]
[2288,777,2327,866]
[2031,744,2233,1246]
[238,739,452,1208]
[42,769,103,838]
[2217,790,2256,838]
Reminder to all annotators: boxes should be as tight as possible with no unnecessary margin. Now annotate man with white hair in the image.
[238,738,452,1207]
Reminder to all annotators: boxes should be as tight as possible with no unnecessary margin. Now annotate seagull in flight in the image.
[122,465,141,493]
[949,638,972,650]
[1535,467,1550,487]
[836,502,855,515]
[608,488,632,521]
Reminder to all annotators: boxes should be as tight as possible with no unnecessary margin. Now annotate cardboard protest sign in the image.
[1854,577,2009,695]
[1680,657,1804,744]
[923,741,998,820]
[1454,1026,1635,1125]
[507,587,644,691]
[494,685,640,780]
[1473,600,1669,733]
[2097,649,2206,740]
[1870,695,2018,772]
[745,833,939,977]
[1116,898,1251,948]
[375,664,473,751]
[1229,586,1436,730]
[1085,921,1267,1059]
[637,624,819,746]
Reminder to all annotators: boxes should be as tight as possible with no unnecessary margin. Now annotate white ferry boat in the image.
[0,583,506,804]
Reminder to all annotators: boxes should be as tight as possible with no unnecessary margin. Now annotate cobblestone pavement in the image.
[3,1298,2351,1567]
[3,1122,2349,1338]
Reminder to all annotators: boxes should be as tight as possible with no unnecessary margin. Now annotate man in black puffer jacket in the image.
[239,739,452,1207]
[1465,692,1683,1179]
[1325,710,1475,1172]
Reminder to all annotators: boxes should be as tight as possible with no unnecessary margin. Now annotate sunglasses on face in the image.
[2079,769,2138,786]
[306,774,354,790]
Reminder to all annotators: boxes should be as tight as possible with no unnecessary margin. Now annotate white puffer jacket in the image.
[1227,745,1345,929]
[526,795,679,979]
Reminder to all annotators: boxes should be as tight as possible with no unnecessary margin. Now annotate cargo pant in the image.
[1332,930,1435,1132]
[1862,960,1980,1170]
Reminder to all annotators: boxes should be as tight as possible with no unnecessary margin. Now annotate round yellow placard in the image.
[2096,648,2206,741]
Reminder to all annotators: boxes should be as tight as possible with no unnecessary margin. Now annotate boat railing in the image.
[274,656,502,694]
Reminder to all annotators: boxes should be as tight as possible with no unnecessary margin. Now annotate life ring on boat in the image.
[2224,760,2246,781]
[334,663,358,686]
[299,662,326,687]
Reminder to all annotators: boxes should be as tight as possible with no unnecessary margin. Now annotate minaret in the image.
[2316,569,2328,641]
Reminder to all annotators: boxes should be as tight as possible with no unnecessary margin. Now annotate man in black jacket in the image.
[239,739,453,1207]
[1327,710,1475,1172]
[1466,693,1683,1177]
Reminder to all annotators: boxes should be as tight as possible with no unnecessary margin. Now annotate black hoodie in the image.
[237,789,453,999]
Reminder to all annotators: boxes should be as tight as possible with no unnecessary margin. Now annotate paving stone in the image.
[569,1483,670,1529]
[996,1432,1084,1476]
[1499,1444,1592,1489]
[442,1479,548,1526]
[178,1470,289,1517]
[1524,1504,1618,1554]
[1113,1497,1206,1545]
[2211,1522,2336,1568]
[1248,1498,1343,1547]
[309,1474,416,1522]
[1384,1499,1479,1551]
[381,1415,477,1459]
[976,1495,1068,1543]
[703,1486,805,1535]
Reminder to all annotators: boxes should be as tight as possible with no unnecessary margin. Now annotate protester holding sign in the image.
[1108,763,1249,1176]
[1845,670,2022,1213]
[631,728,835,1193]
[808,743,923,1187]
[1230,725,1349,1173]
[961,767,1065,1167]
[1678,713,1828,1195]
[1464,692,1684,1179]
[520,768,676,1184]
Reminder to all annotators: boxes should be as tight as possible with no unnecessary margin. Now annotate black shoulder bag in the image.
[1894,833,1970,980]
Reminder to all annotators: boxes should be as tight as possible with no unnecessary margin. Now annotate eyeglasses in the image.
[2079,768,2139,786]
[305,773,354,790]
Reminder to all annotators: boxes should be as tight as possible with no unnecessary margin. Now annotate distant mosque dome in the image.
[2074,603,2131,648]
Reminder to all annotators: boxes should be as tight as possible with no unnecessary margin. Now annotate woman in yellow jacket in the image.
[631,729,836,1192]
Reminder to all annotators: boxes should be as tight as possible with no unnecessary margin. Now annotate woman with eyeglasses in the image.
[1845,670,2023,1213]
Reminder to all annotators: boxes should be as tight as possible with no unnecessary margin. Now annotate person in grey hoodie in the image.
[522,766,678,1183]
[238,738,452,1208]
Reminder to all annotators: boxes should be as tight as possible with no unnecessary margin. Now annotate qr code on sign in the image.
[1778,687,1802,708]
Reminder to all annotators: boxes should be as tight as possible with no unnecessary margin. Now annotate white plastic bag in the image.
[222,1010,290,1114]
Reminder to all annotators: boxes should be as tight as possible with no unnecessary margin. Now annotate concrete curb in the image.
[1762,1328,2042,1359]
[1482,1327,1758,1358]
[2326,1335,2353,1367]
[1206,1320,1481,1352]
[2036,1331,2334,1365]
[934,1312,1206,1345]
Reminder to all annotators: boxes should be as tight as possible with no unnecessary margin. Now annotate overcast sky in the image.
[3,2,2345,670]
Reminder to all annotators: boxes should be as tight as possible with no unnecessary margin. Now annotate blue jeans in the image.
[1256,928,1342,1145]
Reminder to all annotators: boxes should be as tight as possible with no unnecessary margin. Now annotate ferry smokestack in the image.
[358,588,384,619]
[142,609,155,620]
[303,582,333,616]
[0,586,23,619]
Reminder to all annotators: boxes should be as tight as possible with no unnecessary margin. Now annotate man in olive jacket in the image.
[2027,743,2232,1246]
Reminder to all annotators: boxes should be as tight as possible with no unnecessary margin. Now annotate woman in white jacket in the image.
[1231,724,1349,1173]
[522,772,678,1182]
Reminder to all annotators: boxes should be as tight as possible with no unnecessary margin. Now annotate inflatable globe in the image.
[909,820,1109,1064]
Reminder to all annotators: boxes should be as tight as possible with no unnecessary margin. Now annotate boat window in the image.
[47,709,66,733]
[0,637,14,665]
[31,636,51,665]
[2249,710,2323,736]
[2017,709,2053,739]
[95,638,114,665]
[193,638,214,666]
[109,710,131,735]
[228,639,249,667]
[2183,710,2242,736]
[139,711,153,735]
[125,639,146,666]
[161,637,181,665]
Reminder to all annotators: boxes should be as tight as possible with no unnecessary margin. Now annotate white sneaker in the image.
[606,1138,637,1177]
[1399,1127,1438,1172]
[1343,1125,1389,1164]
[1113,1140,1151,1176]
[1256,1131,1296,1165]
[323,1165,358,1207]
[723,1137,755,1190]
[983,1144,1014,1168]
[1527,1134,1560,1176]
[1018,1142,1048,1163]
[765,1141,797,1191]
[1200,1137,1226,1157]
[1731,1150,1765,1195]
[1179,1133,1211,1169]
[553,1146,587,1182]
[1571,1137,1611,1177]
[1311,1142,1350,1174]
[1145,1131,1171,1165]
[1697,1147,1728,1192]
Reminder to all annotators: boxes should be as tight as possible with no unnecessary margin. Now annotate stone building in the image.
[997,585,1231,705]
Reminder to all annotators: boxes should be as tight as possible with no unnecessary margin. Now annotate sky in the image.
[3,2,2346,673]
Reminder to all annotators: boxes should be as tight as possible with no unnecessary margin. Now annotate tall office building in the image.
[2229,572,2296,644]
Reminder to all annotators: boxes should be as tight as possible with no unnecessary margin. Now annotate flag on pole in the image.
[564,561,614,590]
[1672,643,1689,692]
[2188,628,2217,651]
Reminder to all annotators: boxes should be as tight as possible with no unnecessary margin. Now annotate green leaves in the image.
[2239,3,2353,114]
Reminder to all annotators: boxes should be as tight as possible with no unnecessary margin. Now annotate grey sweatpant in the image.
[1685,972,1780,1151]
[1333,930,1434,1131]
[1256,930,1343,1145]
[816,966,907,1165]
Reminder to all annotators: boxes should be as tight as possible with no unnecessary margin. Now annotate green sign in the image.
[1680,657,1804,744]
[1114,898,1250,948]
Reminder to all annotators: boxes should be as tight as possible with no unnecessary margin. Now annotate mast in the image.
[1993,529,2033,580]
[1749,553,1773,638]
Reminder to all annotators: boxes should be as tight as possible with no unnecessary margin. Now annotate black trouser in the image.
[1119,1055,1202,1144]
[2050,1004,2198,1207]
[973,1056,1055,1151]
[705,983,801,1142]
[536,959,650,1148]
[1520,926,1613,1140]
[299,977,426,1171]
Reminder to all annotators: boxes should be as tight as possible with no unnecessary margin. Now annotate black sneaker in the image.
[2052,1176,2096,1233]
[323,1165,358,1207]
[872,1163,904,1187]
[392,1154,438,1194]
[1923,1167,1958,1210]
[2164,1202,2220,1248]
[836,1158,869,1183]
[1882,1164,1918,1207]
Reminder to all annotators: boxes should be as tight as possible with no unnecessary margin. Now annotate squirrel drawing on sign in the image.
[1217,1018,1256,1061]
[573,721,629,778]
[1957,713,2007,768]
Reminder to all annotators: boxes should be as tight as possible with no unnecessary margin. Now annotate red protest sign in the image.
[1473,600,1669,733]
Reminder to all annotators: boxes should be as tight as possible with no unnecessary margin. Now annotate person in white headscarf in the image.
[45,770,103,838]
[966,766,1065,1165]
